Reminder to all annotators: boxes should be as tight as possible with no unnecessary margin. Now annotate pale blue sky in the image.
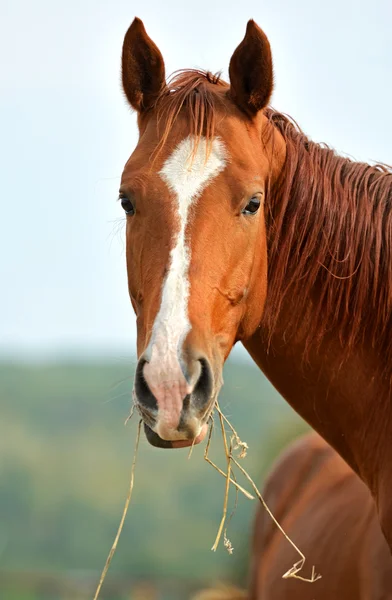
[1,0,391,357]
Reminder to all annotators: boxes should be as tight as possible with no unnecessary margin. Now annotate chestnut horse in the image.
[119,18,392,550]
[194,433,392,600]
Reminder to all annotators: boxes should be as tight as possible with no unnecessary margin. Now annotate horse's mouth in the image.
[143,422,208,449]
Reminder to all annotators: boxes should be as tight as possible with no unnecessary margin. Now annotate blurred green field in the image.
[0,355,308,599]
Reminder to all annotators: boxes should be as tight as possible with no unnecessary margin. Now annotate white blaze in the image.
[143,135,227,434]
[157,135,227,352]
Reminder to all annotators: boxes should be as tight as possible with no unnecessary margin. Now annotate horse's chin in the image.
[143,422,208,449]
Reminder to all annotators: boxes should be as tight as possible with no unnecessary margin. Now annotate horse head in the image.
[120,18,285,448]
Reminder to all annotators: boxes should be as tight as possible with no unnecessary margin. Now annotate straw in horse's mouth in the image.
[94,406,319,599]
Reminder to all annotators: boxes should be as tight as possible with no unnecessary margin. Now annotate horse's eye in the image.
[120,195,135,215]
[242,197,261,215]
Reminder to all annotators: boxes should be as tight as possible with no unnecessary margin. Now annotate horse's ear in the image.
[121,18,166,112]
[229,20,273,115]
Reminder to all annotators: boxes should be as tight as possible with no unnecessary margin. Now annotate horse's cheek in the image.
[240,252,268,339]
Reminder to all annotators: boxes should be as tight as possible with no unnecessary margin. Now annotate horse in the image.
[193,433,392,599]
[119,18,392,549]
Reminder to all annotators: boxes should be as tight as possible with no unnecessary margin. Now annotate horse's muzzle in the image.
[134,356,214,448]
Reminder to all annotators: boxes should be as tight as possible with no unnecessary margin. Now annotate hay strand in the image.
[93,419,142,599]
[211,410,232,551]
[204,418,254,499]
[210,404,321,583]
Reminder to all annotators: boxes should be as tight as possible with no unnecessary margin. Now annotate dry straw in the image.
[208,402,321,583]
[92,418,142,600]
[93,403,320,599]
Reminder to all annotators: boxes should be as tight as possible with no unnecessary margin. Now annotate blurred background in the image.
[0,0,390,598]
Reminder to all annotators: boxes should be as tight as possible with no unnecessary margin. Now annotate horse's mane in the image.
[263,111,392,369]
[155,70,392,369]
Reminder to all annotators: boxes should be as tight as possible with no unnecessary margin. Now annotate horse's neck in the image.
[244,137,392,494]
[244,305,390,499]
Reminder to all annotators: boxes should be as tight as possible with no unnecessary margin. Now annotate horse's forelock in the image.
[151,69,228,160]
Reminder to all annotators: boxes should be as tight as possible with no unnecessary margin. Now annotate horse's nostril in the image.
[191,358,213,410]
[134,359,158,411]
